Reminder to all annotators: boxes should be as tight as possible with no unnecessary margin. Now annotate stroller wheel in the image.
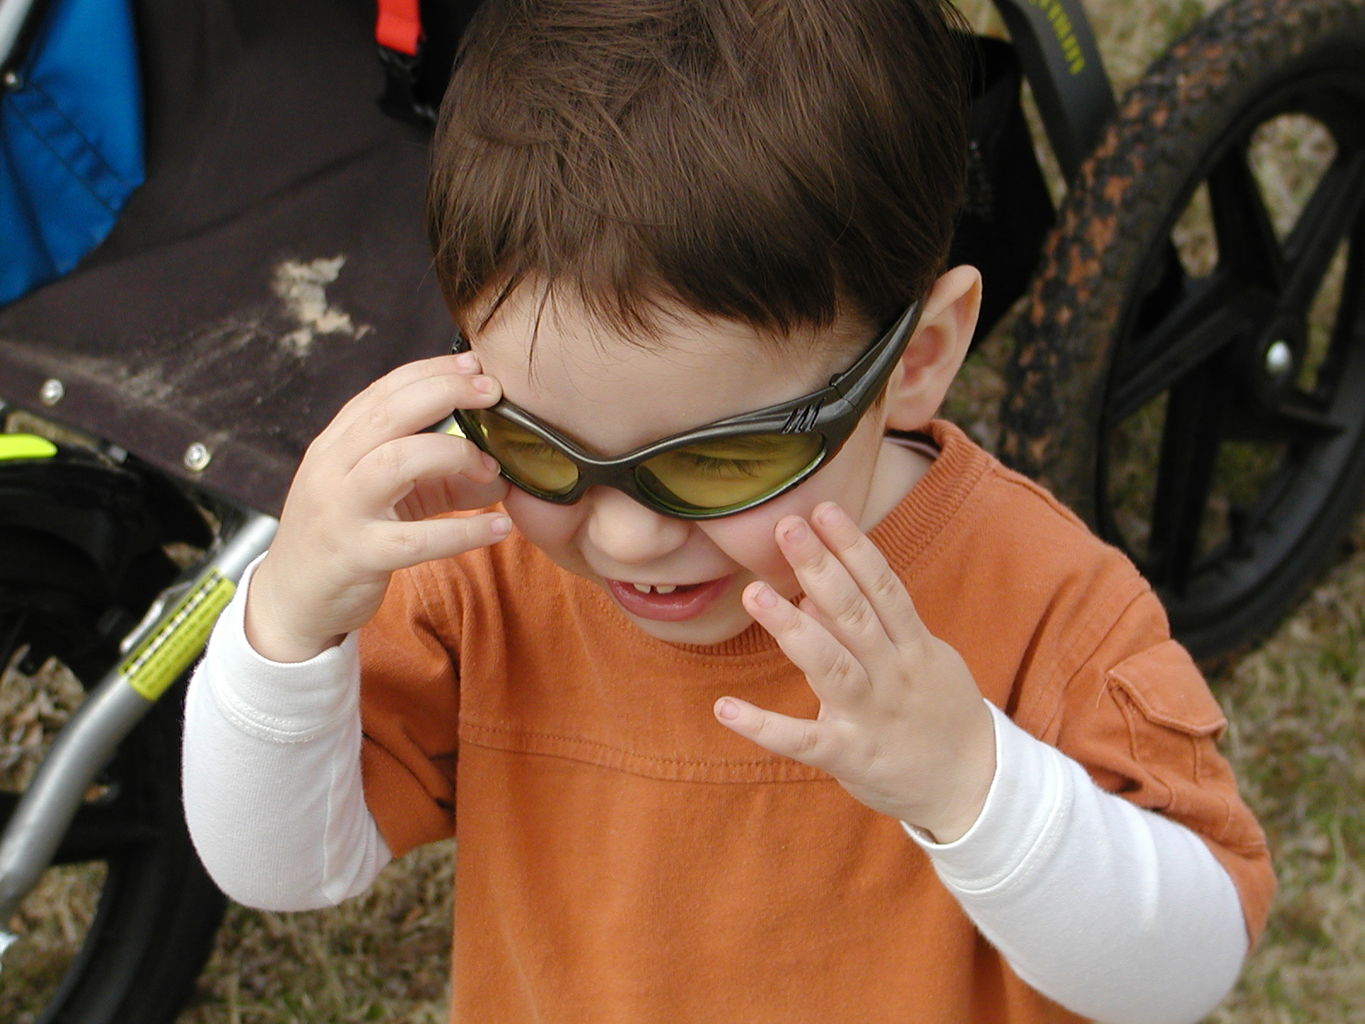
[0,449,224,1024]
[1000,0,1365,661]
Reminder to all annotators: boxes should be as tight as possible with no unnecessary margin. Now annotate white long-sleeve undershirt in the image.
[182,566,1248,1024]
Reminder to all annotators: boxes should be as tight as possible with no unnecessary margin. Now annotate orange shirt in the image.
[358,419,1273,1023]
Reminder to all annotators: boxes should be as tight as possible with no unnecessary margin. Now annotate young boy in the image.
[183,1,1274,1021]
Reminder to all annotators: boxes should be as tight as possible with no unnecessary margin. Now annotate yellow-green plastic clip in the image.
[0,433,58,461]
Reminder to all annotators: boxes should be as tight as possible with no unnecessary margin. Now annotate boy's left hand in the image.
[714,502,995,843]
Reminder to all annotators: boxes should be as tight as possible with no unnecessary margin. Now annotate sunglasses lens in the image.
[463,409,579,496]
[637,433,824,513]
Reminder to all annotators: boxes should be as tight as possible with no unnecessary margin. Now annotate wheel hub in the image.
[1263,338,1294,379]
[1243,314,1308,406]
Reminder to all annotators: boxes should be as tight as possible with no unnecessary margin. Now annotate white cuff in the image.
[904,702,1069,895]
[200,555,360,744]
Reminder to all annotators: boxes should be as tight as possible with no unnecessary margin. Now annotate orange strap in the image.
[375,0,422,55]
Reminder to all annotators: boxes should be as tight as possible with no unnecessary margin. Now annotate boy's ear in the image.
[883,265,982,432]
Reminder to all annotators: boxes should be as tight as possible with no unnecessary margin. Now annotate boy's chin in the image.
[616,602,757,647]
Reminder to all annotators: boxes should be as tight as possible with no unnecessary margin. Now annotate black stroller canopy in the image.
[0,0,455,515]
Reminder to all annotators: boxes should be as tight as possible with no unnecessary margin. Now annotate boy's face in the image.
[467,292,927,646]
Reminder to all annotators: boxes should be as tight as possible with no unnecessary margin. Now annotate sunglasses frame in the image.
[449,299,923,519]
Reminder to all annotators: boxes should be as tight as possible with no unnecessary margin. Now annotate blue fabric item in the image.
[1,0,145,307]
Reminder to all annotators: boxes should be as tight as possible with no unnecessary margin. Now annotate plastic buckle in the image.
[377,44,436,125]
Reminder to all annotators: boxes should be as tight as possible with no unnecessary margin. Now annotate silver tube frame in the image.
[0,510,277,924]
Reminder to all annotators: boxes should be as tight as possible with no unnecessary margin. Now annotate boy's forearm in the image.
[909,703,1247,1024]
[182,561,390,909]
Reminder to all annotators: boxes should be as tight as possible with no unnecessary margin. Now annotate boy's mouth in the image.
[605,576,732,621]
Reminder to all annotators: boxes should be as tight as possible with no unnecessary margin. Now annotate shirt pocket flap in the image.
[1106,639,1227,737]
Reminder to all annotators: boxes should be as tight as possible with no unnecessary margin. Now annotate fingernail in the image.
[814,503,843,527]
[454,351,479,372]
[715,698,740,721]
[749,582,778,608]
[472,375,496,394]
[481,452,500,474]
[781,519,809,544]
[490,515,512,538]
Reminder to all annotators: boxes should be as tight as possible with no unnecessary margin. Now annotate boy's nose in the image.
[582,486,692,566]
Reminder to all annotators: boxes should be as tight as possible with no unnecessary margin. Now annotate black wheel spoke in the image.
[53,821,162,864]
[1253,390,1345,446]
[1208,146,1285,290]
[1319,217,1365,379]
[0,792,161,865]
[1145,364,1228,591]
[1110,273,1247,421]
[1281,147,1365,312]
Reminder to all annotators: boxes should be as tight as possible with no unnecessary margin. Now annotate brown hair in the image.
[427,0,970,343]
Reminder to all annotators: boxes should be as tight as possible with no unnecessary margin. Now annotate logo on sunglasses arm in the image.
[781,404,823,433]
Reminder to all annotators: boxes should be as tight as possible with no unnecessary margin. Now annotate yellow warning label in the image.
[121,570,237,701]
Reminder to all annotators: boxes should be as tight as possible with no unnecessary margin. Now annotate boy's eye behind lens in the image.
[478,415,579,495]
[641,434,824,509]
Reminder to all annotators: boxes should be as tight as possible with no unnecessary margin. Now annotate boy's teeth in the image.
[631,583,679,594]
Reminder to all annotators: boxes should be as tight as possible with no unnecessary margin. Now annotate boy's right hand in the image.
[244,352,511,663]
